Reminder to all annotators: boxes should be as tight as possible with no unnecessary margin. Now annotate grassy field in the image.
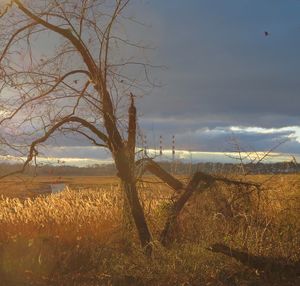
[0,176,120,199]
[0,174,299,285]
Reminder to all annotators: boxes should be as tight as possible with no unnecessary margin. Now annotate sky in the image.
[133,0,300,162]
[2,0,300,166]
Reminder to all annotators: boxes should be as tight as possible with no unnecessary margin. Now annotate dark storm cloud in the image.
[137,0,300,129]
[56,0,300,158]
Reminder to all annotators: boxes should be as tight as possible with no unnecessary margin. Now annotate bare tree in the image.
[0,0,156,255]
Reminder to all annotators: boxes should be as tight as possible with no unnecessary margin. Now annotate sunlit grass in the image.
[0,175,299,285]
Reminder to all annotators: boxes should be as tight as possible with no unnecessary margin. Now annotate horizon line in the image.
[0,149,299,167]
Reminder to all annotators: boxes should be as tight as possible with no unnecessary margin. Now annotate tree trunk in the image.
[121,179,152,256]
[115,148,152,256]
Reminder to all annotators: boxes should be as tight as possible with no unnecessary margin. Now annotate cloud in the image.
[138,118,300,153]
[137,0,300,129]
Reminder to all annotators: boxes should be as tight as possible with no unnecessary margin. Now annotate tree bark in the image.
[121,178,152,256]
[138,159,183,191]
[115,145,152,256]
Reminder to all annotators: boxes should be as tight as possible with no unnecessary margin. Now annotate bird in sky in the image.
[264,31,270,37]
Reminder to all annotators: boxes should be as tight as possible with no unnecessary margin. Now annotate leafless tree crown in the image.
[0,0,156,164]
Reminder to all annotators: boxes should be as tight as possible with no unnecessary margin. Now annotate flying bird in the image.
[264,31,269,37]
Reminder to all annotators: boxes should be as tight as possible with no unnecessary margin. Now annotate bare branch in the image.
[0,115,109,179]
[14,0,98,76]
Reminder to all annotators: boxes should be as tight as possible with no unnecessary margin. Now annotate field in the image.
[0,174,300,285]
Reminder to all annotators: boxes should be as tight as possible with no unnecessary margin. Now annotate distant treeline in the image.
[0,160,299,177]
[0,163,117,176]
[159,161,300,175]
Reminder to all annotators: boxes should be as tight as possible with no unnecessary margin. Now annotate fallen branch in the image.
[160,171,215,246]
[136,158,184,191]
[138,159,262,246]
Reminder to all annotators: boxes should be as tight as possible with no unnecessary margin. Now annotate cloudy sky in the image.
[132,0,300,162]
[2,0,300,166]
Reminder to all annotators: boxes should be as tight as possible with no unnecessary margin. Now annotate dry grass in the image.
[0,175,299,285]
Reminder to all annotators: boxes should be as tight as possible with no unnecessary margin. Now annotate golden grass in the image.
[0,174,299,285]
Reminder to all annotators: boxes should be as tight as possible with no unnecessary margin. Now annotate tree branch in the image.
[14,0,98,77]
[0,116,109,179]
